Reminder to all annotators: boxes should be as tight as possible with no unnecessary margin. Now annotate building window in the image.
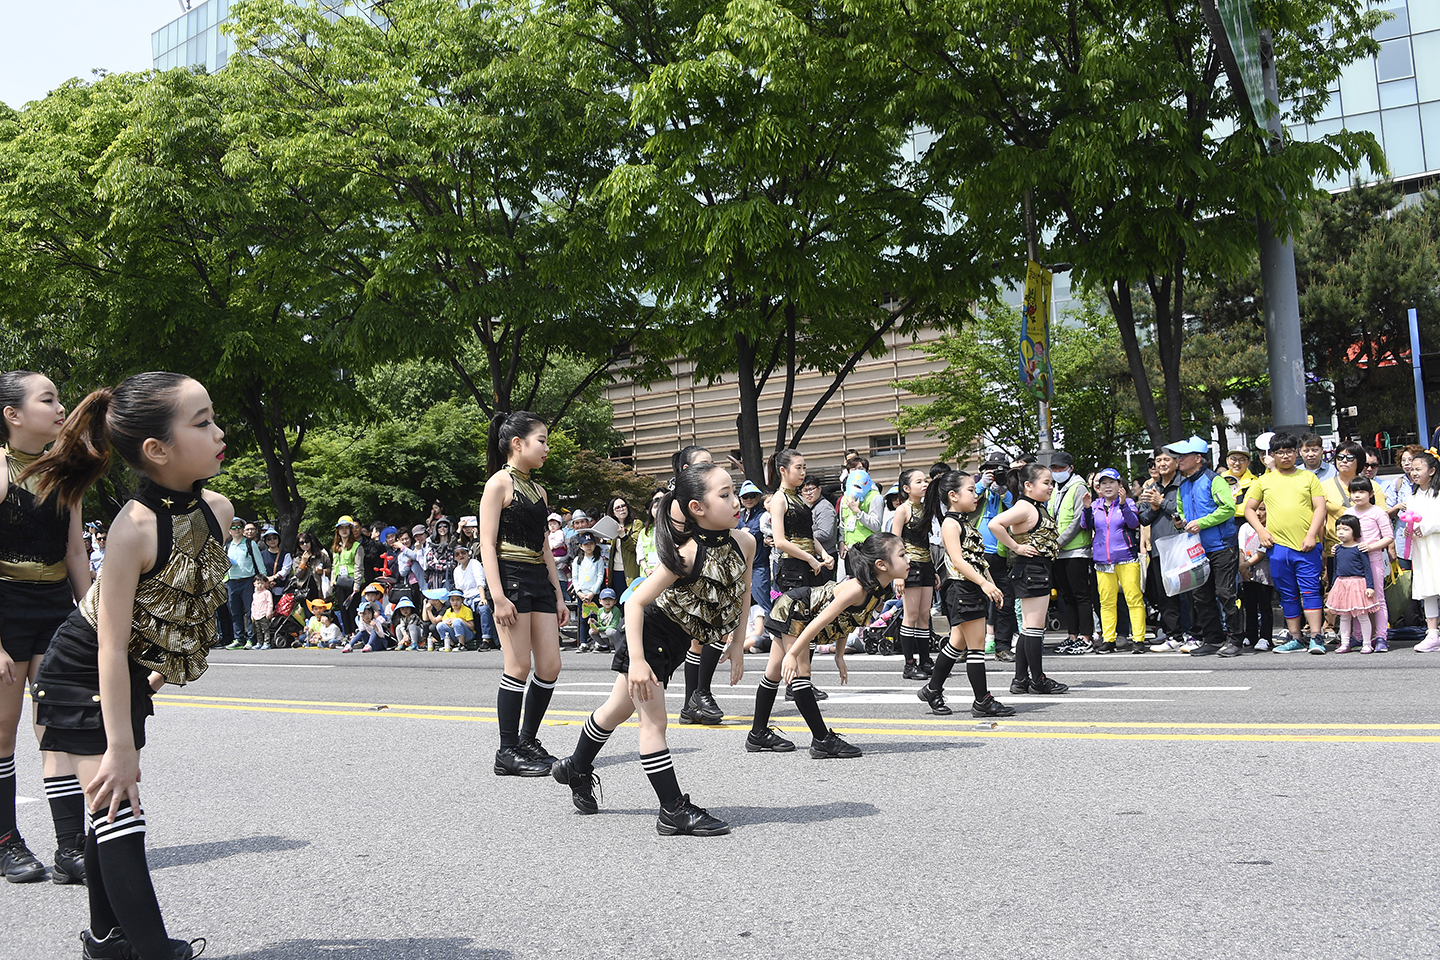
[1377,38,1415,83]
[870,434,905,458]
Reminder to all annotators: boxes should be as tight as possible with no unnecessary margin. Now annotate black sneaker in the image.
[678,700,700,724]
[902,662,928,681]
[1009,677,1030,695]
[53,841,85,885]
[168,939,205,960]
[994,646,1015,662]
[493,745,551,777]
[656,795,730,836]
[517,736,558,769]
[1094,640,1116,654]
[1188,642,1222,657]
[916,685,952,715]
[81,928,132,960]
[688,691,724,724]
[971,694,1017,717]
[0,833,46,883]
[745,727,796,752]
[1218,642,1243,658]
[1131,639,1149,654]
[550,756,601,814]
[809,729,863,759]
[1029,675,1069,695]
[784,684,829,702]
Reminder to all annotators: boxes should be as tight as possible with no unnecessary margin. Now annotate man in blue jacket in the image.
[976,460,1017,661]
[1169,436,1243,658]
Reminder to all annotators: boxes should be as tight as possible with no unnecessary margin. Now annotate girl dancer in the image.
[917,472,1016,717]
[890,468,935,680]
[988,463,1069,696]
[747,533,904,756]
[478,412,569,776]
[0,371,92,886]
[28,372,231,960]
[551,463,751,834]
[672,446,727,725]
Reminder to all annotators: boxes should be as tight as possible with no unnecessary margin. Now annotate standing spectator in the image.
[250,575,275,650]
[1242,433,1328,654]
[292,530,330,605]
[224,518,268,649]
[392,526,427,605]
[1049,452,1095,655]
[456,515,481,556]
[1224,450,1259,504]
[424,517,456,591]
[1345,480,1394,650]
[548,514,570,600]
[1404,452,1440,651]
[259,525,292,600]
[738,482,771,612]
[977,459,1017,661]
[331,517,364,631]
[571,531,605,644]
[1384,445,1424,567]
[1141,449,1189,651]
[603,497,641,595]
[1299,433,1336,481]
[637,489,667,581]
[88,527,106,572]
[1169,437,1243,658]
[802,477,838,582]
[1082,468,1144,654]
[839,467,884,574]
[1238,502,1274,649]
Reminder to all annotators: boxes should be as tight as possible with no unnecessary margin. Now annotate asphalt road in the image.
[6,642,1440,960]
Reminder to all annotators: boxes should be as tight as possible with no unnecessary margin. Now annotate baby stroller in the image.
[860,601,903,656]
[267,590,304,649]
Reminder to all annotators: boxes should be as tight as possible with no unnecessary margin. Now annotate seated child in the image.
[434,589,475,652]
[344,602,388,653]
[391,596,424,650]
[584,587,624,653]
[316,609,344,649]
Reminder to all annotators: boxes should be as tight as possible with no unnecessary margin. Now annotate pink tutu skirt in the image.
[1326,576,1379,615]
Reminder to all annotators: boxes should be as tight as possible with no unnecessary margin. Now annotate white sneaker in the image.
[1416,630,1440,654]
[1255,637,1271,652]
[1150,638,1185,653]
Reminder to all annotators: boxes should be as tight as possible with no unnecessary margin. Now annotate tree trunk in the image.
[735,332,766,485]
[1158,267,1186,439]
[1107,282,1167,448]
[1211,397,1230,460]
[242,383,307,554]
[773,305,798,454]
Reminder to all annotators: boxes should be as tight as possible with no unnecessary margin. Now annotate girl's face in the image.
[340,525,355,544]
[949,476,978,513]
[879,540,910,585]
[1409,457,1436,488]
[398,532,411,548]
[511,426,549,470]
[686,449,714,468]
[1352,488,1373,508]
[548,519,561,531]
[902,470,929,502]
[153,379,226,484]
[781,456,806,487]
[612,499,628,521]
[1025,468,1055,502]
[1098,478,1121,499]
[449,596,463,609]
[2,375,65,447]
[1336,524,1355,545]
[690,471,740,531]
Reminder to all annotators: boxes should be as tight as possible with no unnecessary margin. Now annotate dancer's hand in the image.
[834,651,848,684]
[0,650,14,685]
[88,746,142,823]
[628,663,661,702]
[982,581,1004,605]
[727,643,745,685]
[493,595,518,627]
[780,650,800,684]
[555,598,569,628]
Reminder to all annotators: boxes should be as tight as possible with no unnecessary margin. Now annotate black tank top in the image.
[781,488,812,542]
[0,446,71,582]
[497,466,546,557]
[902,503,930,563]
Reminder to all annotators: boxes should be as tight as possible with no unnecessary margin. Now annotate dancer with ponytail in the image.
[551,463,752,835]
[918,471,1017,717]
[27,372,231,959]
[891,468,935,680]
[479,412,569,777]
[669,446,727,725]
[0,372,92,886]
[988,463,1070,696]
[747,533,905,758]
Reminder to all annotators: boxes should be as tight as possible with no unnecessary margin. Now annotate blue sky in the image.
[0,0,183,109]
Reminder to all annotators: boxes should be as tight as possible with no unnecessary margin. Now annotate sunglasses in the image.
[1335,454,1357,462]
[96,536,106,542]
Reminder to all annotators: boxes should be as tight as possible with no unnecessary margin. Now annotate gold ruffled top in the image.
[652,530,747,646]
[769,580,885,646]
[1012,497,1059,561]
[80,480,228,684]
[941,511,990,583]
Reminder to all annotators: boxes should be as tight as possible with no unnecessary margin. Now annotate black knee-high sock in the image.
[1014,631,1030,682]
[966,650,991,701]
[682,650,701,703]
[521,674,557,740]
[751,676,781,733]
[697,643,723,694]
[0,754,15,841]
[45,774,85,848]
[899,626,916,664]
[916,625,934,664]
[90,802,170,959]
[927,643,963,694]
[640,749,682,807]
[84,827,120,937]
[497,674,526,747]
[788,677,828,740]
[571,713,613,773]
[1023,628,1045,683]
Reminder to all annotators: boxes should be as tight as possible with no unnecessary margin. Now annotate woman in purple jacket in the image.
[1082,468,1145,654]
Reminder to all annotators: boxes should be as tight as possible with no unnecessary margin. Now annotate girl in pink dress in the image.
[1348,478,1394,651]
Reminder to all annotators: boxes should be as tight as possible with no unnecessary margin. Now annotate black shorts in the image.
[0,579,74,663]
[33,609,154,755]
[942,579,988,624]
[610,606,692,687]
[904,560,937,589]
[775,556,825,592]
[1009,558,1054,599]
[485,560,557,615]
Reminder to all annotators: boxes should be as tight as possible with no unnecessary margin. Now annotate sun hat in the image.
[411,524,428,536]
[380,525,398,541]
[547,512,562,523]
[739,481,763,497]
[306,599,332,614]
[335,515,354,528]
[395,596,415,610]
[262,525,279,538]
[447,588,464,599]
[571,509,589,521]
[363,582,383,594]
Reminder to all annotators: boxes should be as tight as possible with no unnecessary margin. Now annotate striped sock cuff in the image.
[529,675,557,690]
[1021,627,1044,639]
[43,775,83,800]
[940,644,963,663]
[0,755,14,778]
[685,651,701,666]
[790,677,813,691]
[582,714,614,743]
[639,749,673,774]
[759,676,780,691]
[90,802,146,844]
[499,674,528,694]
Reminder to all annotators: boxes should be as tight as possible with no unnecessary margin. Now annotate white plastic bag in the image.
[1155,532,1210,597]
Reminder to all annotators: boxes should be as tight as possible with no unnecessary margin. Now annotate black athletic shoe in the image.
[1093,640,1116,654]
[1131,639,1150,654]
[493,745,551,777]
[678,701,700,723]
[550,756,601,814]
[656,795,730,836]
[971,694,1017,718]
[916,685,952,715]
[52,841,85,885]
[81,928,132,960]
[688,691,724,724]
[168,937,205,959]
[1009,677,1030,695]
[1218,642,1244,658]
[0,834,46,883]
[809,729,863,759]
[902,662,929,681]
[745,727,796,752]
[1189,642,1222,657]
[517,736,558,768]
[784,684,829,702]
[994,646,1015,662]
[1028,675,1069,695]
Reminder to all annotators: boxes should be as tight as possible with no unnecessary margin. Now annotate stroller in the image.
[860,601,903,656]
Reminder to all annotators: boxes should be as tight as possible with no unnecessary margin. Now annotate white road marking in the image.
[208,663,335,669]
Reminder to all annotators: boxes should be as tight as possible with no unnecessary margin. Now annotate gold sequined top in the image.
[769,580,886,646]
[1011,497,1059,561]
[80,480,228,684]
[941,511,991,583]
[0,445,71,582]
[652,529,747,646]
[779,488,816,554]
[902,503,932,564]
[497,465,547,564]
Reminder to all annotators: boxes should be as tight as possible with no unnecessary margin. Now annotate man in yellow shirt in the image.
[1242,433,1327,654]
[1224,450,1258,504]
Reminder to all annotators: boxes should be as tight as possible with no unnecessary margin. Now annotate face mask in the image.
[1051,469,1071,485]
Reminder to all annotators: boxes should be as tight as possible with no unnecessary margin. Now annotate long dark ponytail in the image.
[847,532,901,594]
[767,448,802,489]
[923,470,966,528]
[655,461,723,576]
[486,411,546,477]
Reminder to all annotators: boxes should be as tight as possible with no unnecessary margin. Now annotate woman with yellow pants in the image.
[1082,468,1147,654]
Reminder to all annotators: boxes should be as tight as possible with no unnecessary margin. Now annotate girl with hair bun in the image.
[551,463,753,835]
[0,370,92,888]
[26,371,232,959]
[667,445,727,726]
[891,468,936,680]
[479,411,570,777]
[988,463,1069,697]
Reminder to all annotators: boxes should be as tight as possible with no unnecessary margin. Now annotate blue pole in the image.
[1410,307,1429,444]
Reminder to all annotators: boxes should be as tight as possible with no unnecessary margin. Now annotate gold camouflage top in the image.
[80,480,229,684]
[769,580,886,646]
[1011,497,1059,561]
[653,529,747,646]
[941,511,991,583]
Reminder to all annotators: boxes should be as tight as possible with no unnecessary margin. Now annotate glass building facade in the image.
[151,0,234,74]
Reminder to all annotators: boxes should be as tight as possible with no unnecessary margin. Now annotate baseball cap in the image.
[599,588,617,601]
[1050,451,1075,468]
[231,517,245,528]
[1096,467,1123,482]
[1164,436,1210,456]
[363,582,383,594]
[739,481,762,497]
[335,515,354,528]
